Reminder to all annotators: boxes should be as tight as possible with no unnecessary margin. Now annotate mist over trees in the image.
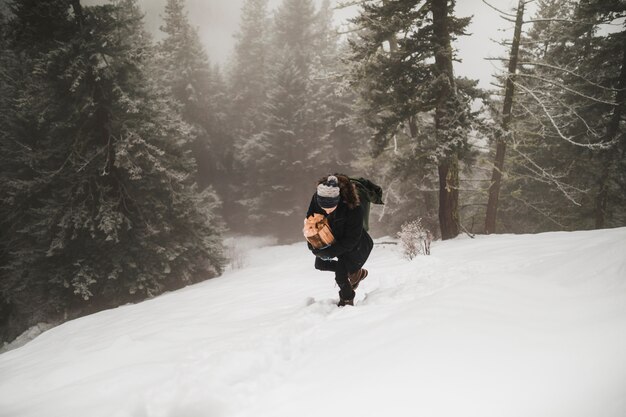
[0,0,624,344]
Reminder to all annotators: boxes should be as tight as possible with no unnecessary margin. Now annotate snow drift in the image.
[1,228,625,417]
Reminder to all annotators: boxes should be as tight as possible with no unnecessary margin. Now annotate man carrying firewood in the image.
[303,174,374,307]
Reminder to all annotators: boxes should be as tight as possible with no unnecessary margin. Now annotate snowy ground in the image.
[1,228,625,417]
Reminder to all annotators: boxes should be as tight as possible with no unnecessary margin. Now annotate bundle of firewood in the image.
[303,213,335,249]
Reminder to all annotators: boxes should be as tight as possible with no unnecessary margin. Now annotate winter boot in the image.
[348,268,368,290]
[337,298,354,307]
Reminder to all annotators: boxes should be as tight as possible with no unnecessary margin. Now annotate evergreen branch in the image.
[77,145,108,173]
[0,66,19,85]
[31,150,75,177]
[334,0,371,10]
[336,27,361,35]
[5,137,34,152]
[523,17,624,25]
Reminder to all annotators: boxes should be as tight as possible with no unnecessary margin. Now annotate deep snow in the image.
[1,228,625,417]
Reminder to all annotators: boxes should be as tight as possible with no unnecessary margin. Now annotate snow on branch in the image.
[552,95,602,139]
[513,73,618,106]
[522,17,624,25]
[510,134,587,207]
[513,80,616,150]
[518,61,622,93]
[334,0,371,10]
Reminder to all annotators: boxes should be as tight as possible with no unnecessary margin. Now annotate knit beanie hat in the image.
[316,175,341,208]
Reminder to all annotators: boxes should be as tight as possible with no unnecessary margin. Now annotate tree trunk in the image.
[594,164,608,229]
[438,156,459,240]
[594,36,626,228]
[484,0,525,234]
[73,0,115,178]
[431,0,459,240]
[382,0,398,53]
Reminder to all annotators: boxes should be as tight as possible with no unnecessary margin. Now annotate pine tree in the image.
[234,0,360,239]
[0,0,225,343]
[228,0,270,232]
[348,0,478,239]
[230,0,270,136]
[306,0,364,174]
[157,0,232,194]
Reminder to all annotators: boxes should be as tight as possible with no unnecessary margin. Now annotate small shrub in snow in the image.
[397,219,432,259]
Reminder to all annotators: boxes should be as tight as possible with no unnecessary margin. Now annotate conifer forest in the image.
[1,0,624,344]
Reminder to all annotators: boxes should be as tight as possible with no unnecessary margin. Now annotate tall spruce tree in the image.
[236,0,356,240]
[157,0,232,195]
[230,0,269,136]
[228,0,270,232]
[349,0,478,239]
[0,0,225,343]
[255,0,316,236]
[306,0,364,174]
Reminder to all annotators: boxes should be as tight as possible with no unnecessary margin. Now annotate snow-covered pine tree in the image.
[0,0,225,344]
[156,0,232,196]
[230,0,270,137]
[242,45,311,235]
[348,0,479,239]
[0,0,82,343]
[0,3,34,342]
[305,0,364,174]
[228,0,271,233]
[236,0,358,240]
[249,0,317,237]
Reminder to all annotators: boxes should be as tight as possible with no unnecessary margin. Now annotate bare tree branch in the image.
[482,0,516,18]
[518,61,623,92]
[513,80,614,149]
[512,72,618,106]
[510,194,568,227]
[511,140,586,206]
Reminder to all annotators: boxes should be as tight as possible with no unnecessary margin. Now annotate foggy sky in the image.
[132,0,523,89]
[85,0,524,88]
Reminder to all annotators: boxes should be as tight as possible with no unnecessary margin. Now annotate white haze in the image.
[85,0,525,89]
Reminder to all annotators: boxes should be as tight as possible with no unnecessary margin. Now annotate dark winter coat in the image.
[306,195,373,272]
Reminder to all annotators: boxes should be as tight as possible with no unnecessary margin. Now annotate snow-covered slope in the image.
[1,228,625,417]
